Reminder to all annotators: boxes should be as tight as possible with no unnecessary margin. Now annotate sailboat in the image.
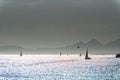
[79,53,82,56]
[20,51,23,56]
[85,48,91,60]
[60,52,62,56]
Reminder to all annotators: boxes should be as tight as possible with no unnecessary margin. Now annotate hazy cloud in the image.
[0,0,120,48]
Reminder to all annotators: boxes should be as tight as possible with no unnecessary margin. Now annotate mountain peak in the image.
[86,39,103,47]
[106,38,120,47]
[87,39,101,44]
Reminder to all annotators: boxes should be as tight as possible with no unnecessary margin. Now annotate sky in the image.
[0,0,120,48]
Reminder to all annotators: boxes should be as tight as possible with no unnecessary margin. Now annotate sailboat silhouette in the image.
[60,52,62,56]
[85,48,91,60]
[79,53,82,56]
[20,51,23,56]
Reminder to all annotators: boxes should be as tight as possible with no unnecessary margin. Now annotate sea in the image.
[0,54,119,80]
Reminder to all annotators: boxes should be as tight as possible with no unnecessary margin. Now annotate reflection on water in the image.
[0,55,119,80]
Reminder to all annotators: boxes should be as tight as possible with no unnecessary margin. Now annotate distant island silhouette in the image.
[0,39,120,55]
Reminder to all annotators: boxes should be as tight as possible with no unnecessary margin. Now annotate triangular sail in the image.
[85,48,91,60]
[85,48,88,59]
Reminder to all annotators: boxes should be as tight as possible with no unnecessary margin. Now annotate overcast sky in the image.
[0,0,120,48]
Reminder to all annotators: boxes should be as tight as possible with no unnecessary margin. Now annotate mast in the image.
[85,48,88,59]
[77,46,81,56]
[85,48,91,60]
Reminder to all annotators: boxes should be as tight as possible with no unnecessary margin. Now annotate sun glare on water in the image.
[0,54,119,80]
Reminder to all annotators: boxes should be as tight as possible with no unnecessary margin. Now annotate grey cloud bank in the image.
[0,0,120,48]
